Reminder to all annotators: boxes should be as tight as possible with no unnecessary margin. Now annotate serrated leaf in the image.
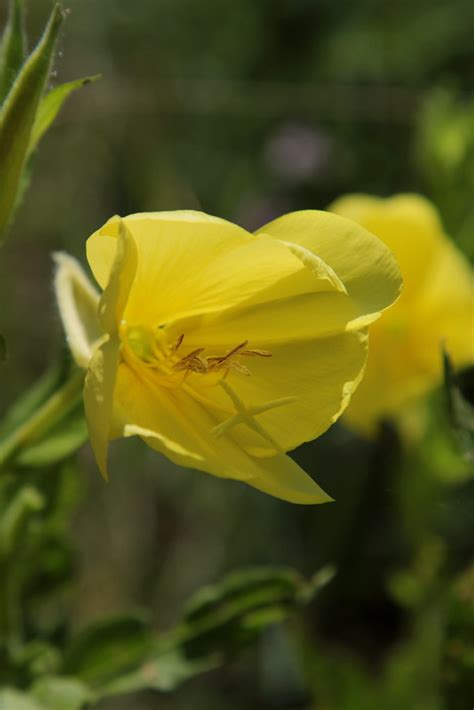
[31,676,91,710]
[0,4,64,238]
[29,74,100,153]
[0,0,26,103]
[62,613,153,686]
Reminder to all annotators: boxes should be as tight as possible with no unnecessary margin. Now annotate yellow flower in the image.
[329,194,474,436]
[55,210,401,503]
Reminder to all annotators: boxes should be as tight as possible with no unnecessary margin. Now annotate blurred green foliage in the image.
[0,0,473,709]
[0,1,96,240]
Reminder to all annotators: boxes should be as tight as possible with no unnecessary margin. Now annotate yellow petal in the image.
[53,252,100,368]
[83,219,138,477]
[243,455,334,504]
[83,335,120,479]
[329,194,445,299]
[183,330,368,456]
[114,363,331,504]
[256,210,402,317]
[183,290,363,348]
[335,194,474,435]
[98,219,138,335]
[87,211,344,330]
[415,239,474,366]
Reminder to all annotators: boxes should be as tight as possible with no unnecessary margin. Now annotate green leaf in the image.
[62,613,153,686]
[0,367,84,469]
[29,74,100,153]
[0,4,64,238]
[100,649,220,697]
[174,565,334,659]
[16,405,87,467]
[0,333,6,363]
[0,0,26,104]
[0,358,70,438]
[31,676,91,710]
[96,566,333,699]
[0,688,42,710]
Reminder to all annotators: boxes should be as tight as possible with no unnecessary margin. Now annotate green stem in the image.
[0,369,84,468]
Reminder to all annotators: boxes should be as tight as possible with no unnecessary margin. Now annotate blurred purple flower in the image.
[264,122,332,183]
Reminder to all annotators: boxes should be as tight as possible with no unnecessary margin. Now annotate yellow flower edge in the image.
[55,209,402,503]
[329,193,474,436]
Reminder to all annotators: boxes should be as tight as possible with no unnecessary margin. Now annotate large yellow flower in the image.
[55,210,401,503]
[329,194,474,436]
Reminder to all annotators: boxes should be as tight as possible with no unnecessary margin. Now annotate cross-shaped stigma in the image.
[211,380,297,453]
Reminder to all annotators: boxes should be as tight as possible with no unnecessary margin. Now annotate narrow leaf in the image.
[29,74,100,153]
[0,357,70,437]
[0,4,64,238]
[0,367,84,468]
[16,406,88,467]
[0,0,26,103]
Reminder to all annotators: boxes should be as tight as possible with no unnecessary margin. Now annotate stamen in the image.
[171,336,271,379]
[123,328,272,384]
[178,347,205,363]
[171,333,184,352]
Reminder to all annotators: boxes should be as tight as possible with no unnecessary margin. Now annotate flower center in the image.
[119,321,271,387]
